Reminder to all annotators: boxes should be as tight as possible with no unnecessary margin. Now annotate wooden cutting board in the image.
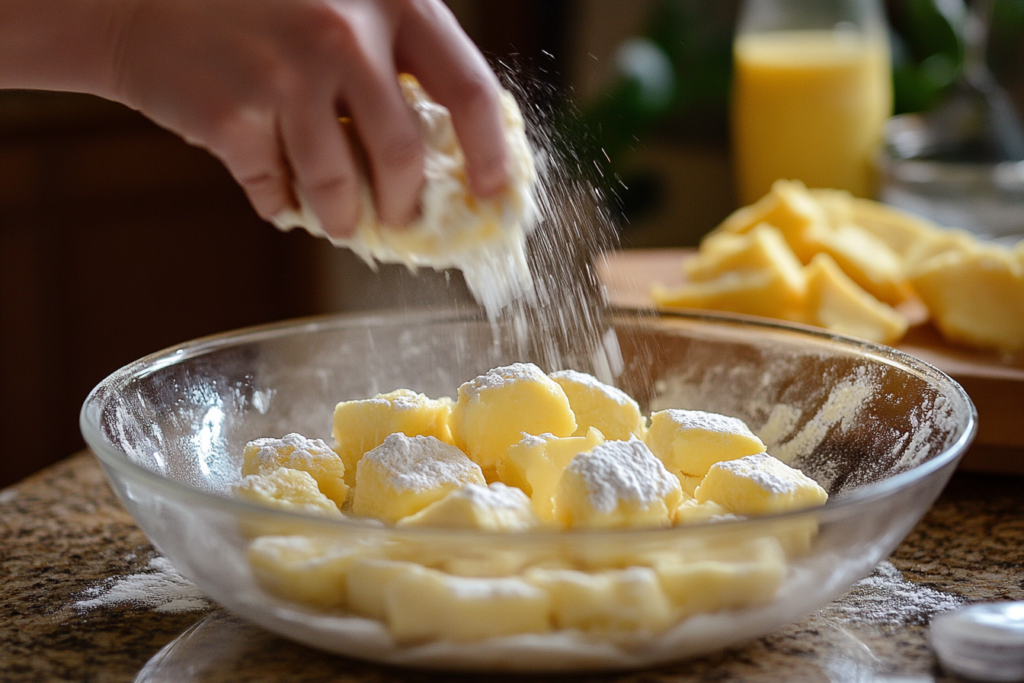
[599,248,1024,467]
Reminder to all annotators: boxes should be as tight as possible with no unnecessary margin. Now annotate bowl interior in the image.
[84,310,974,509]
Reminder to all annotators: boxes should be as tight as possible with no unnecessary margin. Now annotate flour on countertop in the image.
[821,561,962,625]
[74,556,211,614]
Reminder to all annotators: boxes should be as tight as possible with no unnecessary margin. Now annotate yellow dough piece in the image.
[396,482,540,531]
[346,558,424,620]
[645,409,766,482]
[247,535,370,609]
[652,536,786,617]
[523,566,673,633]
[654,224,807,321]
[385,567,552,643]
[806,222,910,305]
[242,433,349,507]
[449,363,577,479]
[549,369,645,441]
[909,244,1024,353]
[673,498,737,525]
[554,440,683,529]
[352,433,485,524]
[235,468,343,518]
[715,179,827,262]
[803,253,909,344]
[688,223,805,291]
[332,389,454,487]
[270,75,539,318]
[695,452,828,516]
[498,427,605,522]
[845,194,940,257]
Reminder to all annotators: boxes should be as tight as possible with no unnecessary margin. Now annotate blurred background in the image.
[2,0,1023,488]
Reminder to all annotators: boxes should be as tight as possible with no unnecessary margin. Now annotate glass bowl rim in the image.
[80,307,978,542]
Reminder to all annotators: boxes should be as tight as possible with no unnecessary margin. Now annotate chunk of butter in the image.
[396,482,539,531]
[652,536,786,617]
[242,433,349,507]
[645,409,766,483]
[352,433,484,523]
[549,369,645,441]
[909,244,1024,353]
[385,568,552,642]
[247,535,370,608]
[498,427,605,522]
[695,452,828,516]
[450,363,577,479]
[803,253,909,345]
[555,440,683,529]
[525,566,673,632]
[235,468,342,518]
[332,389,454,487]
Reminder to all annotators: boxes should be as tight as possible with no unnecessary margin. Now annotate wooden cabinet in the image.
[0,93,322,487]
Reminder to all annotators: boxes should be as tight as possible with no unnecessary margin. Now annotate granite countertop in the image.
[2,451,1022,683]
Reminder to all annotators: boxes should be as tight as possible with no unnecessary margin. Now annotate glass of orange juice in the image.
[731,0,892,204]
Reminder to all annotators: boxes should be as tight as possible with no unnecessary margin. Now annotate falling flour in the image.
[74,556,210,614]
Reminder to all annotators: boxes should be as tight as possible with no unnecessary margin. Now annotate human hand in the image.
[109,0,511,238]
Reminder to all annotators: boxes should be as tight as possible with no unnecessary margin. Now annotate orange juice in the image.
[732,30,892,204]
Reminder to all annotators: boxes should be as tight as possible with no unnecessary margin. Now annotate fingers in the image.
[396,0,511,199]
[212,107,294,222]
[341,58,425,227]
[280,97,361,238]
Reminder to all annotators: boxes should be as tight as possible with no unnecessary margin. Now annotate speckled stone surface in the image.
[2,451,1022,683]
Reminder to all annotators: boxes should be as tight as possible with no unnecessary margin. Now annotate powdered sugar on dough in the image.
[549,370,634,406]
[363,434,483,493]
[568,440,678,513]
[74,556,211,614]
[461,363,551,397]
[450,482,533,510]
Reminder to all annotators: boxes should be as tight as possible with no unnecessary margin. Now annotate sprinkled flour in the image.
[820,561,962,625]
[75,556,210,614]
[363,433,483,492]
[569,440,678,512]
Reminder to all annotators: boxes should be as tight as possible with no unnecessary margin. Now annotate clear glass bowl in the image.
[80,310,976,672]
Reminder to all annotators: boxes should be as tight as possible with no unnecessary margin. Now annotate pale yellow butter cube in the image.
[352,433,485,524]
[803,253,909,344]
[346,557,424,620]
[449,363,577,478]
[524,566,673,632]
[688,223,805,295]
[498,427,605,522]
[247,535,369,608]
[396,482,539,531]
[674,498,738,525]
[332,389,454,487]
[555,440,683,529]
[385,568,552,642]
[645,409,766,482]
[242,433,349,507]
[235,468,343,517]
[653,536,786,617]
[549,370,645,441]
[695,452,828,516]
[909,245,1024,353]
[715,179,826,262]
[807,222,910,305]
[846,194,939,257]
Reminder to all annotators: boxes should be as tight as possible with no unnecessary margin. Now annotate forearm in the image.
[0,0,133,99]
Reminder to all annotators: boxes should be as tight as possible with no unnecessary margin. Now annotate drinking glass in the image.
[732,0,892,204]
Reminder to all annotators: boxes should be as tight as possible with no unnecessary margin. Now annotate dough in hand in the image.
[272,75,539,316]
